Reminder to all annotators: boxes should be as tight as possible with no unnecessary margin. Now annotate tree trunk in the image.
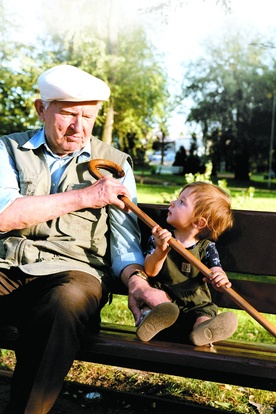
[233,151,250,181]
[101,0,118,145]
[102,101,114,144]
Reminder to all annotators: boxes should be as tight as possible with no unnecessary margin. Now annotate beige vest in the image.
[0,130,131,280]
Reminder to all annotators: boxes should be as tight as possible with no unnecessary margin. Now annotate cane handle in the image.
[88,158,125,180]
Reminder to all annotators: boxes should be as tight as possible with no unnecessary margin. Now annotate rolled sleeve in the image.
[109,160,144,277]
[0,141,23,214]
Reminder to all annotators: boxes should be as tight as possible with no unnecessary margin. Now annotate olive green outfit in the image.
[146,235,219,343]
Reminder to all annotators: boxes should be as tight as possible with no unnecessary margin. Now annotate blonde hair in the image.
[181,182,233,241]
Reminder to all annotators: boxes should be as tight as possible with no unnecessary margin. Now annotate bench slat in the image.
[78,328,276,391]
[138,205,276,276]
[210,280,276,314]
[1,324,275,391]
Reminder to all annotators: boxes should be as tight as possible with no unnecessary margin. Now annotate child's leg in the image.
[193,315,211,329]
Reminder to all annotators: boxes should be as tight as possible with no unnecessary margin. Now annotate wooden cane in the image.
[88,158,276,338]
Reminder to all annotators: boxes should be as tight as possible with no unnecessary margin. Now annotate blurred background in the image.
[1,0,276,182]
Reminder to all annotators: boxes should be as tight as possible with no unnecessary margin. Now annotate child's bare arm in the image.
[144,225,171,277]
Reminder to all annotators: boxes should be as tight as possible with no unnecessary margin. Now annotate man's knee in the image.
[52,272,102,315]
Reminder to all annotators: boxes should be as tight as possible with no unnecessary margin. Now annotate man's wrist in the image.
[128,270,149,282]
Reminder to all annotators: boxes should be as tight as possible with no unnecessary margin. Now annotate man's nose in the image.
[70,116,83,132]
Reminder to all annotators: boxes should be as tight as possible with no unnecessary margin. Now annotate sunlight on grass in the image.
[232,197,276,211]
[135,170,276,212]
[136,184,276,211]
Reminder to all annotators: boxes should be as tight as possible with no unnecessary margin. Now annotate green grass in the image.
[135,171,276,211]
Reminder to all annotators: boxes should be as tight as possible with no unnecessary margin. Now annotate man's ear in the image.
[34,99,46,121]
[193,217,207,230]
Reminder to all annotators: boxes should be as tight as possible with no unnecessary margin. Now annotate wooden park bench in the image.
[0,204,276,396]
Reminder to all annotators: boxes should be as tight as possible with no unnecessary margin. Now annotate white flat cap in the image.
[38,64,110,102]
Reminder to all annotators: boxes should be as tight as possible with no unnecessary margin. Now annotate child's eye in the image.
[180,200,184,205]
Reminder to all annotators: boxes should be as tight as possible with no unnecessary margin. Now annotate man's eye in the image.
[60,112,73,116]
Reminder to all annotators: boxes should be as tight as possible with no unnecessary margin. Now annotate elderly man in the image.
[0,64,170,414]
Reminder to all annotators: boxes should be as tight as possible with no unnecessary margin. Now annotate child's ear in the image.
[193,217,207,230]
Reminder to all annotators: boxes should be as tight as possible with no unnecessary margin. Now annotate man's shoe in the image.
[136,302,179,342]
[189,312,238,346]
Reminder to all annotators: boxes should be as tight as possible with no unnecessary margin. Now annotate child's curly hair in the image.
[181,182,233,241]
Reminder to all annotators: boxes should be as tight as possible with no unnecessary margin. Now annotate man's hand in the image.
[127,276,170,326]
[84,176,130,211]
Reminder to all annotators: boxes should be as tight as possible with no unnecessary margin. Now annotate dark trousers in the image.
[0,269,103,414]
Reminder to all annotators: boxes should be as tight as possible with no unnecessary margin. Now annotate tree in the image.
[0,0,232,152]
[173,145,187,173]
[184,134,204,174]
[183,30,276,180]
[32,0,173,161]
[0,2,43,135]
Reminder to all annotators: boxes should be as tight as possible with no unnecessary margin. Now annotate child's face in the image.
[166,187,195,229]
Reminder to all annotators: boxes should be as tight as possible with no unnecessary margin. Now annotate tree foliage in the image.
[2,0,275,176]
[184,30,276,180]
[33,0,173,157]
[0,2,42,134]
[0,0,173,164]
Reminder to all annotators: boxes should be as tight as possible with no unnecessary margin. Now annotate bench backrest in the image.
[137,204,276,315]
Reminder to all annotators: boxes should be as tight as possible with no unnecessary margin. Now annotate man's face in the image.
[35,100,100,156]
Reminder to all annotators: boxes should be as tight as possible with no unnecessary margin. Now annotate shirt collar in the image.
[22,127,91,158]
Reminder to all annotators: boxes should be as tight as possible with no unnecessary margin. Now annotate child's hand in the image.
[203,267,232,291]
[152,225,171,252]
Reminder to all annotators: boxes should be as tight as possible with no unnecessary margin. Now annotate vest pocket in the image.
[57,209,108,250]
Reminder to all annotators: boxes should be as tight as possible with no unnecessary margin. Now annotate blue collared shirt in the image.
[0,128,144,276]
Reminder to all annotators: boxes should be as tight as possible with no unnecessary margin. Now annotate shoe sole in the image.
[136,302,179,342]
[189,312,238,346]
